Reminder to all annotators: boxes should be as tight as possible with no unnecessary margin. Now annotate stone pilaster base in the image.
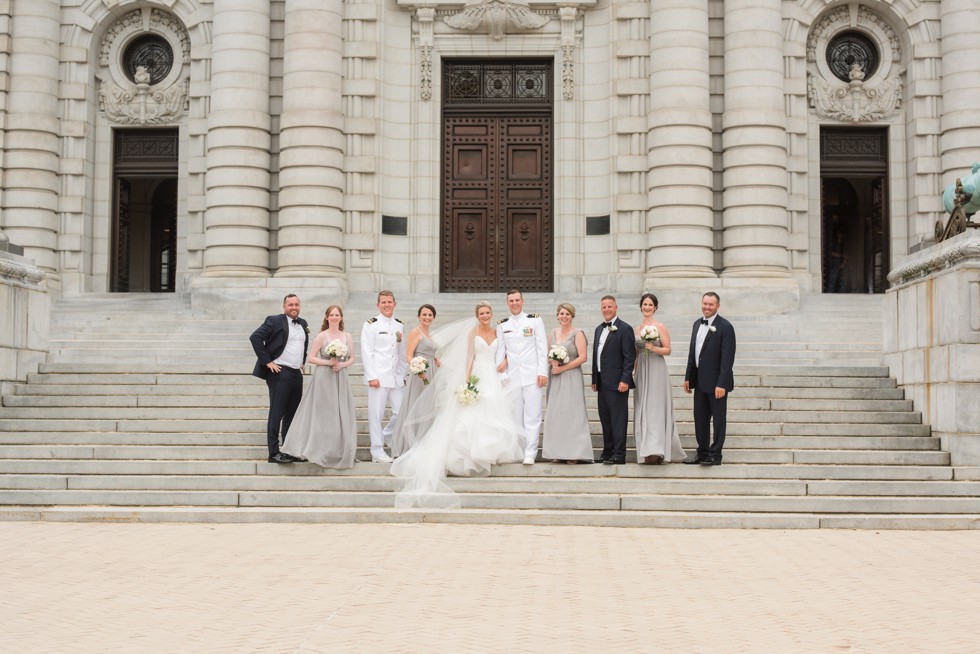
[885,231,980,465]
[0,251,49,393]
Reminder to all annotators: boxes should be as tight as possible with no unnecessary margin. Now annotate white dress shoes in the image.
[522,456,535,465]
[372,453,394,463]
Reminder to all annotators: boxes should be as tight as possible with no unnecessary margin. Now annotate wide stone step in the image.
[0,459,954,481]
[0,432,939,452]
[7,505,977,529]
[2,488,978,514]
[0,444,949,465]
[3,474,976,498]
[10,382,908,401]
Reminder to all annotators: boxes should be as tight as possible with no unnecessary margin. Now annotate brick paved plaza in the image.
[1,523,978,653]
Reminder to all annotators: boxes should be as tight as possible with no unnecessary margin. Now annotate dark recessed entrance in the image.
[820,128,888,294]
[112,129,178,292]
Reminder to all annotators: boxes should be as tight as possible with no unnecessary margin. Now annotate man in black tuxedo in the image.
[683,292,736,465]
[250,294,309,464]
[591,295,636,465]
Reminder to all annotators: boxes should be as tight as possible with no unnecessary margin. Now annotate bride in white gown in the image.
[391,301,525,508]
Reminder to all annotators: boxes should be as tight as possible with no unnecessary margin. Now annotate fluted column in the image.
[203,0,272,276]
[645,0,714,279]
[275,0,346,277]
[0,0,60,271]
[720,0,790,276]
[940,0,980,175]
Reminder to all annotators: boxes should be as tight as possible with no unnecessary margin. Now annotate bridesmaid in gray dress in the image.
[542,303,594,463]
[281,305,357,468]
[633,293,686,464]
[390,304,439,457]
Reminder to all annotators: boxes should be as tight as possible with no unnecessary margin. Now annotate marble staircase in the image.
[1,292,978,528]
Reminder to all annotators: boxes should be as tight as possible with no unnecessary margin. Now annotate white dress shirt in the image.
[694,315,715,367]
[596,316,617,373]
[274,318,306,369]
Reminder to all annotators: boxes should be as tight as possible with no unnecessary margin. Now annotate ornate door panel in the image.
[112,178,131,293]
[441,60,553,292]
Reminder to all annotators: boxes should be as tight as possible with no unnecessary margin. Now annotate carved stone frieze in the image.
[0,257,47,286]
[808,66,902,122]
[99,77,189,126]
[886,233,980,286]
[417,7,436,101]
[559,6,577,100]
[98,8,190,126]
[444,0,549,40]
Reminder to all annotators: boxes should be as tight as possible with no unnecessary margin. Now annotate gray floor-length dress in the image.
[542,329,594,461]
[390,334,437,458]
[633,334,686,462]
[281,336,357,468]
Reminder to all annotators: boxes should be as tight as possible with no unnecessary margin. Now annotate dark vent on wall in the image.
[382,215,408,236]
[586,215,610,236]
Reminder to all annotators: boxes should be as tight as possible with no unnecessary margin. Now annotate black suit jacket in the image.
[250,314,310,379]
[591,318,636,390]
[684,314,735,394]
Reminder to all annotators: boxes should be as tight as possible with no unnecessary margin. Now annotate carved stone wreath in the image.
[98,8,190,126]
[806,4,903,123]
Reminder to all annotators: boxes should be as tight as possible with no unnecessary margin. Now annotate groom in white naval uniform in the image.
[360,290,407,463]
[495,289,548,465]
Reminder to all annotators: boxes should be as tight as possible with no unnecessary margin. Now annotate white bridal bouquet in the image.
[325,339,348,360]
[548,344,569,364]
[639,325,660,355]
[409,355,430,385]
[456,375,480,405]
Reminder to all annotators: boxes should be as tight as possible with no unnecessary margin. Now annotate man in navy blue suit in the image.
[250,294,309,464]
[683,292,736,465]
[591,295,636,465]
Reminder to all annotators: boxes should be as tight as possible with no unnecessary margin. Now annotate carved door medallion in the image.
[441,60,553,292]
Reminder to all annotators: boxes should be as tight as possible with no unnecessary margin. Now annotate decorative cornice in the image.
[887,233,980,286]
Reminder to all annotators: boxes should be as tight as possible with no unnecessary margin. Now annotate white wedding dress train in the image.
[391,325,524,509]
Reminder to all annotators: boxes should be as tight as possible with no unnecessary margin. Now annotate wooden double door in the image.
[441,114,553,292]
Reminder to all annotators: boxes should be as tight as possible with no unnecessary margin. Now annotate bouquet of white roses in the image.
[325,339,348,360]
[548,344,569,364]
[639,325,660,355]
[456,375,480,405]
[409,355,430,385]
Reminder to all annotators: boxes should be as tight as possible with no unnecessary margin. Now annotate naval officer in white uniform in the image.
[361,290,407,463]
[495,289,548,464]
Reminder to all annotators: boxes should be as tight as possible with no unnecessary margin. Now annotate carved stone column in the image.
[275,0,346,278]
[203,0,272,276]
[645,0,714,280]
[0,0,60,272]
[721,0,790,277]
[940,0,980,174]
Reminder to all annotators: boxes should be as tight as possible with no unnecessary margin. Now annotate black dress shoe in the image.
[280,453,303,462]
[605,457,626,465]
[704,458,722,466]
[684,456,705,465]
[595,456,611,464]
[268,453,294,464]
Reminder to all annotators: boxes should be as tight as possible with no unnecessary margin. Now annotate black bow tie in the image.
[603,322,612,328]
[291,318,301,325]
[701,319,709,325]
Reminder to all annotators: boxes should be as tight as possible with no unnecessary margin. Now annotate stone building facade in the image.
[0,0,977,305]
